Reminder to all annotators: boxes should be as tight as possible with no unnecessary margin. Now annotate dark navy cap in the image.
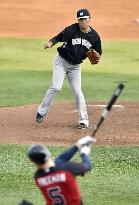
[28,144,51,164]
[77,9,91,19]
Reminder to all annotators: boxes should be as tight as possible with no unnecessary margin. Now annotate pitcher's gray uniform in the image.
[36,9,102,129]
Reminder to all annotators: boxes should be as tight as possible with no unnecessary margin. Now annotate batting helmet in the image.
[28,144,51,164]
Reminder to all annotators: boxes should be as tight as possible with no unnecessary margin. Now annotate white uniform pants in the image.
[38,54,88,125]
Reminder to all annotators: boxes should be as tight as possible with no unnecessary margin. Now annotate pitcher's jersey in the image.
[50,23,102,64]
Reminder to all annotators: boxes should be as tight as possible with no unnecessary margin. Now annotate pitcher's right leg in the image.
[36,54,66,123]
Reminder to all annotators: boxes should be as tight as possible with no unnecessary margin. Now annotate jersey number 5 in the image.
[47,186,66,205]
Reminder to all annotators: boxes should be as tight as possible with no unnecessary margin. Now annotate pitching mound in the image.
[0,102,139,146]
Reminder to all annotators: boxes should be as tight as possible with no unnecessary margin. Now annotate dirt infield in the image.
[0,102,139,145]
[0,0,139,145]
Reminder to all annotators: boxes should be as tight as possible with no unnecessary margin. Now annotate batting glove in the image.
[78,136,96,146]
[80,145,91,155]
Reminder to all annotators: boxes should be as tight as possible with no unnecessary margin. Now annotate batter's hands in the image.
[78,136,96,155]
[76,136,96,148]
[44,41,53,49]
[80,145,91,155]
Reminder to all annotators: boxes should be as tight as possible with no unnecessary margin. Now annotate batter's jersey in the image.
[35,168,82,205]
[34,146,92,205]
[50,23,102,64]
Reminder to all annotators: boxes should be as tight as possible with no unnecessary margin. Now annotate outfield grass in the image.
[0,144,139,205]
[0,38,139,106]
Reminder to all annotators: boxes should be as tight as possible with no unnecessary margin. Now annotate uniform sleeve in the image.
[93,36,102,55]
[64,153,92,176]
[50,25,74,45]
[81,153,92,171]
[50,30,65,44]
[55,145,78,164]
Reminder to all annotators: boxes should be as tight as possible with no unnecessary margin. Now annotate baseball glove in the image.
[86,49,100,64]
[19,200,34,205]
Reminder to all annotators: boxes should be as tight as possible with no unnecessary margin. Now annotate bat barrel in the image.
[106,83,124,111]
[91,82,125,137]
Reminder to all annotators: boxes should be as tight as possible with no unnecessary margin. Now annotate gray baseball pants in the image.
[38,53,88,126]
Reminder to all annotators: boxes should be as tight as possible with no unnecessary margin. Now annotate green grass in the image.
[0,38,139,205]
[0,38,139,107]
[0,144,139,205]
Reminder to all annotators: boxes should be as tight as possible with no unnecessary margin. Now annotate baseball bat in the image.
[91,83,124,137]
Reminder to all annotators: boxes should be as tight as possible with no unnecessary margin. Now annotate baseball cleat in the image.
[78,123,88,129]
[36,113,44,123]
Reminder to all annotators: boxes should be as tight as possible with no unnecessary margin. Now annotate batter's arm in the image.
[55,145,79,164]
[63,154,92,176]
[55,136,93,164]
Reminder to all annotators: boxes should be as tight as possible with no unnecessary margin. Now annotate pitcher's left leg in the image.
[67,66,89,128]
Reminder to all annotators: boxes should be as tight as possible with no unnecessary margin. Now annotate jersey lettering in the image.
[82,39,92,49]
[72,38,92,49]
[72,38,81,45]
[37,173,66,186]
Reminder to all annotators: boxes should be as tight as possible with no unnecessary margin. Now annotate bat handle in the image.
[91,117,104,137]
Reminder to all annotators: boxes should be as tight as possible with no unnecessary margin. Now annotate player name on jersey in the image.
[37,173,66,186]
[72,38,92,49]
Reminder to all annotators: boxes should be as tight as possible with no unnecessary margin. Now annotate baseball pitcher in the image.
[36,8,102,129]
